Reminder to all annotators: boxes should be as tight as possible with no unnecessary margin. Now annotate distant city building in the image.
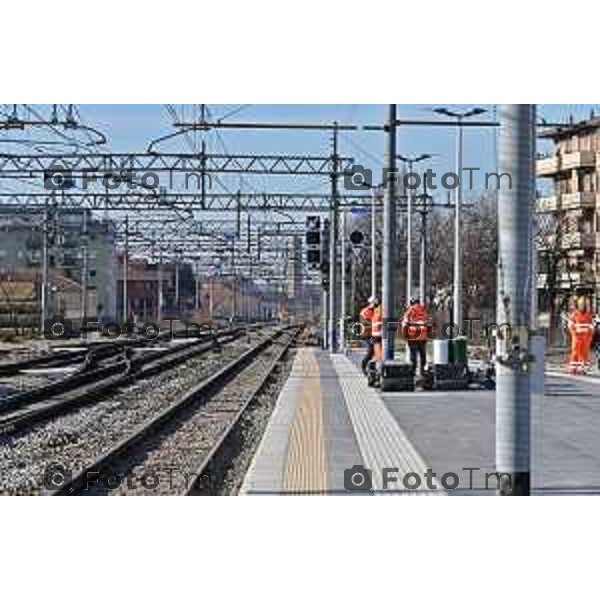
[0,207,117,327]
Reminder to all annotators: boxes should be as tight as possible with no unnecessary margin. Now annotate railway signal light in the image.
[350,230,364,247]
[306,215,320,230]
[307,248,321,264]
[306,215,321,270]
[306,230,320,246]
[319,217,330,282]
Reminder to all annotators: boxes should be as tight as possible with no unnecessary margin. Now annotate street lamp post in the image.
[358,181,383,299]
[371,185,381,298]
[433,106,486,331]
[418,176,431,304]
[339,207,347,351]
[397,153,433,304]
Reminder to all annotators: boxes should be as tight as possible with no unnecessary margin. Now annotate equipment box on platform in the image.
[381,360,415,392]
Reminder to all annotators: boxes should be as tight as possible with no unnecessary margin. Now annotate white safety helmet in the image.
[368,295,379,305]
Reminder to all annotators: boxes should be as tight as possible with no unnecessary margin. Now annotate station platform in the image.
[241,347,600,495]
[240,347,437,495]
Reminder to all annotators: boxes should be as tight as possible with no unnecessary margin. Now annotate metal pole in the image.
[496,104,535,496]
[247,212,251,254]
[231,239,236,322]
[322,288,329,349]
[339,207,346,351]
[55,193,62,317]
[40,197,50,333]
[454,118,463,330]
[236,191,242,237]
[243,277,248,322]
[371,187,377,297]
[419,177,428,303]
[406,159,414,302]
[175,262,180,311]
[157,251,163,324]
[351,248,357,321]
[81,210,89,326]
[531,205,539,328]
[328,123,339,353]
[194,263,200,311]
[201,140,207,209]
[209,275,214,321]
[382,105,397,360]
[123,215,129,323]
[249,263,254,322]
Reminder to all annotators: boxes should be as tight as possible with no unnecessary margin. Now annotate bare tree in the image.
[536,212,580,345]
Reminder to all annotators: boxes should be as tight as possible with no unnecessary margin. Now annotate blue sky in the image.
[2,103,596,268]
[72,104,600,199]
[2,104,599,201]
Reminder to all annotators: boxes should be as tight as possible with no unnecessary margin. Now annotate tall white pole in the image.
[123,216,129,323]
[406,159,413,302]
[157,251,163,324]
[175,262,180,312]
[209,276,214,321]
[328,123,340,352]
[496,104,535,496]
[453,120,463,330]
[371,187,379,297]
[40,198,50,333]
[339,208,346,351]
[419,179,428,303]
[80,210,89,326]
[194,263,200,311]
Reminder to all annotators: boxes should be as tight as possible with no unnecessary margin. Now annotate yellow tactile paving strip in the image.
[283,348,329,493]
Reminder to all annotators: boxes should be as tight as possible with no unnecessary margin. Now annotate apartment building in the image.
[536,116,600,324]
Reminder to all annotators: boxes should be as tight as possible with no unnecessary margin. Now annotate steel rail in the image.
[0,348,88,377]
[0,326,225,413]
[184,328,299,495]
[0,327,248,433]
[0,324,213,377]
[51,326,295,496]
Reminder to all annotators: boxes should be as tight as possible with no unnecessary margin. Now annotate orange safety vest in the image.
[360,305,383,338]
[401,304,429,342]
[568,310,595,335]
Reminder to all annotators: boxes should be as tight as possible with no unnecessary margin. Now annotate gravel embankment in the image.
[0,331,268,495]
[212,349,295,495]
[83,335,294,495]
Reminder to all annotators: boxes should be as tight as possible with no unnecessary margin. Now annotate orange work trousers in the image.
[569,332,593,373]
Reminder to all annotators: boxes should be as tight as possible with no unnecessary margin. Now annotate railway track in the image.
[0,347,89,377]
[0,325,284,494]
[50,326,299,496]
[0,325,250,434]
[0,322,223,377]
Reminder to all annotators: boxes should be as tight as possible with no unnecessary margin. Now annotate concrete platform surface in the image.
[241,348,600,495]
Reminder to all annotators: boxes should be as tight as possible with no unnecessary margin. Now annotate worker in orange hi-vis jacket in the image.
[567,297,596,375]
[359,295,383,374]
[401,297,431,376]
